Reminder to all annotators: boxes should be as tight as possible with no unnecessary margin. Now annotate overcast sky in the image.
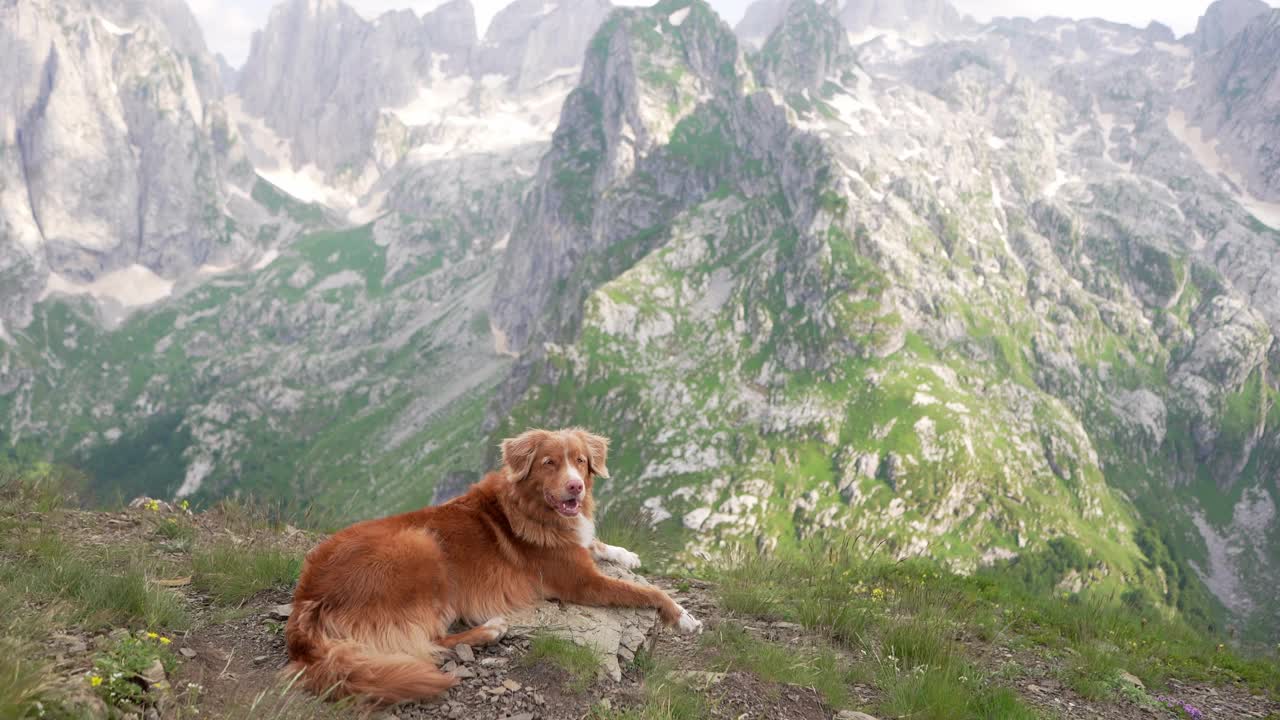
[198,0,1247,67]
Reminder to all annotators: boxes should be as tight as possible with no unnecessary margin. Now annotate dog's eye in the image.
[542,457,554,466]
[577,457,586,465]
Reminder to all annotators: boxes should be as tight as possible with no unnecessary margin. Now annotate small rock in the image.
[509,713,535,720]
[489,686,507,696]
[144,709,160,720]
[269,604,293,620]
[52,634,88,654]
[502,679,522,692]
[671,670,726,688]
[771,621,803,630]
[179,647,197,659]
[108,628,130,642]
[1117,671,1144,689]
[448,704,465,719]
[455,644,475,663]
[1026,683,1044,694]
[453,666,476,679]
[479,657,508,667]
[834,712,879,720]
[140,659,166,686]
[252,655,270,665]
[442,660,457,672]
[533,693,545,705]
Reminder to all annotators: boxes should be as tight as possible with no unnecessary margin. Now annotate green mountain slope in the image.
[2,0,1279,644]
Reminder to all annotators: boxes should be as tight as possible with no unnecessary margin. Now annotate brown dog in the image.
[283,428,701,704]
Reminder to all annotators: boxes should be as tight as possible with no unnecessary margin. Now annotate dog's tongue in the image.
[558,498,580,516]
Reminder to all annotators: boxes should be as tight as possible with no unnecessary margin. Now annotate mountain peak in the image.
[757,0,852,91]
[1191,0,1271,53]
[478,0,613,91]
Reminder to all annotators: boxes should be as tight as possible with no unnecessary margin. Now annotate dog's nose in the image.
[566,480,584,497]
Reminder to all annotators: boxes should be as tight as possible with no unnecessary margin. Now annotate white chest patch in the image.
[576,516,596,548]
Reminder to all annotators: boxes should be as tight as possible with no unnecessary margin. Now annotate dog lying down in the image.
[284,428,701,704]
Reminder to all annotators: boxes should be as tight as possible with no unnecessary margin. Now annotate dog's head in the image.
[501,428,609,519]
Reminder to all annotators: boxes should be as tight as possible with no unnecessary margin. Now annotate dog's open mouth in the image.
[547,494,581,517]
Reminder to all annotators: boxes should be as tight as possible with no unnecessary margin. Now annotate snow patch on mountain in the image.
[95,15,134,36]
[42,266,175,309]
[225,96,363,210]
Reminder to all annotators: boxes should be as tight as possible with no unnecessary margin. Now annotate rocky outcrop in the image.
[490,0,750,353]
[506,561,661,680]
[1189,0,1271,53]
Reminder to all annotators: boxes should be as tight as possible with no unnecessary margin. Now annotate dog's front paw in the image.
[675,606,703,634]
[595,542,642,570]
[611,546,642,570]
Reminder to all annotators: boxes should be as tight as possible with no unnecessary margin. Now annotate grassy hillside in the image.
[2,462,1276,719]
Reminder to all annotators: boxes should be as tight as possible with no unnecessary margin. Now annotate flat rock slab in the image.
[505,561,661,681]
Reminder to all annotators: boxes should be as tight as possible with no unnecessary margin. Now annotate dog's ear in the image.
[501,429,546,482]
[573,429,610,479]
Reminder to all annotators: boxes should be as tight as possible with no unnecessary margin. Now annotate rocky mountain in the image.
[490,0,1280,639]
[231,0,612,216]
[1184,7,1280,204]
[236,0,478,185]
[3,0,1280,645]
[0,0,277,333]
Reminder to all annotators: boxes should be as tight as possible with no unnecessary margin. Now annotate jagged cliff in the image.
[0,0,266,330]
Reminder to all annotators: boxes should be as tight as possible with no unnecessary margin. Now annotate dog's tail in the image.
[283,599,457,705]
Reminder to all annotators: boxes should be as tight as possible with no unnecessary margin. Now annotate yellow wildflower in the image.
[89,675,103,687]
[146,631,159,639]
[160,637,171,645]
[180,500,190,511]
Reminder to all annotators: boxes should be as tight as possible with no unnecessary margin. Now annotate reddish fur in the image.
[284,428,685,705]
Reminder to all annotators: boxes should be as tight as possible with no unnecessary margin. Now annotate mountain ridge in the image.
[3,0,1280,644]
